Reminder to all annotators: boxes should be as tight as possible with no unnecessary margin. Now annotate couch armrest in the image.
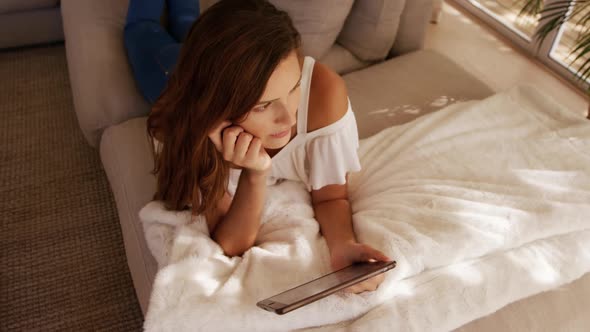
[0,7,63,49]
[99,117,158,315]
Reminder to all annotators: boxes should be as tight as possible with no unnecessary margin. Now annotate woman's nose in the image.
[274,101,295,125]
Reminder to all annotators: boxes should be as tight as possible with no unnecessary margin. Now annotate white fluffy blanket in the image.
[140,85,590,332]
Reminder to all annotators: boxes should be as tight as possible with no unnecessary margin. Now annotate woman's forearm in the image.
[211,169,267,257]
[313,198,357,251]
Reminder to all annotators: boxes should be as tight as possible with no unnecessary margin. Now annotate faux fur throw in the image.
[140,85,590,331]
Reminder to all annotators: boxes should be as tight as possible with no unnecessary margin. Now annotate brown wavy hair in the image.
[147,0,301,219]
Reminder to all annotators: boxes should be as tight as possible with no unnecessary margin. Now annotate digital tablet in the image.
[256,260,396,315]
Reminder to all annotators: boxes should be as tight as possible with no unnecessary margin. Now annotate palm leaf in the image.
[517,0,544,16]
[518,0,590,92]
[570,33,590,61]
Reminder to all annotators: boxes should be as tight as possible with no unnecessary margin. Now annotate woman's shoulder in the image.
[307,61,350,133]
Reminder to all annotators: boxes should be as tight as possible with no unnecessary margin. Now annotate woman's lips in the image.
[270,129,290,138]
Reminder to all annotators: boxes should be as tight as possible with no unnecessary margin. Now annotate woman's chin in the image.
[264,142,285,150]
[263,137,290,150]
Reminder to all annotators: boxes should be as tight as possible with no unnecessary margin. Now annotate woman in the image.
[125,0,392,294]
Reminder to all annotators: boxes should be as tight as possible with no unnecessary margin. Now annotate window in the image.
[469,0,540,39]
[453,0,589,91]
[550,2,589,76]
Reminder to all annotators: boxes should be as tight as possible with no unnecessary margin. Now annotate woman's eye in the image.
[254,102,271,112]
[253,81,299,112]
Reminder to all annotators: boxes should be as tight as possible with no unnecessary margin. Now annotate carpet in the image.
[0,44,143,331]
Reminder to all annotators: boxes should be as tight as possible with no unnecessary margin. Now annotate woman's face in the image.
[239,50,302,150]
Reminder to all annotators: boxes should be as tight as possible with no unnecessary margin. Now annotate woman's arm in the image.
[312,182,391,294]
[311,183,356,250]
[207,121,272,257]
[307,61,390,293]
[211,169,268,257]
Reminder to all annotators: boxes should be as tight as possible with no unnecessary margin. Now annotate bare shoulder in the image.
[307,61,349,133]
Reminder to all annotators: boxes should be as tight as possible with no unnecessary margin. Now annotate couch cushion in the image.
[389,0,433,57]
[337,0,405,62]
[456,272,590,332]
[319,43,371,75]
[99,117,157,315]
[343,50,495,139]
[62,0,151,147]
[0,0,59,14]
[271,0,354,60]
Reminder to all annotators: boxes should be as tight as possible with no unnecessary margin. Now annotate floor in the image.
[425,1,589,116]
[0,45,143,331]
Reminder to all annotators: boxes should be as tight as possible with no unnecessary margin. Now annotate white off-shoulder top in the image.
[228,56,361,194]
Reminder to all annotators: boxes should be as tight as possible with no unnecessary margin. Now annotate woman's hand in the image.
[329,241,392,294]
[208,121,271,174]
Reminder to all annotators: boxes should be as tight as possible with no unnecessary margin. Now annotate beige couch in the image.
[0,0,63,49]
[61,0,590,330]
